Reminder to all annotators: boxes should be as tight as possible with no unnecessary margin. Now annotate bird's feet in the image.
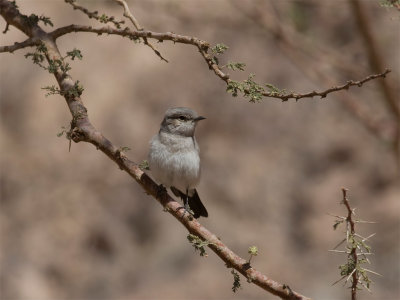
[182,202,194,220]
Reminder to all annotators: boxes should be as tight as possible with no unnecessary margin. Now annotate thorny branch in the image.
[0,0,309,299]
[46,23,390,102]
[342,188,359,300]
[330,189,381,299]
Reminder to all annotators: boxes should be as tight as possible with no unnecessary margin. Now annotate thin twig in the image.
[363,268,382,277]
[64,0,124,28]
[112,0,143,30]
[332,238,347,250]
[267,69,391,101]
[341,188,358,300]
[332,275,347,286]
[2,22,9,33]
[112,0,168,62]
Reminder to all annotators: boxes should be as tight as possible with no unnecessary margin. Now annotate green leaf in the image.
[248,246,258,256]
[211,43,229,55]
[187,234,213,257]
[66,48,83,60]
[226,61,246,71]
[39,15,53,27]
[231,269,241,293]
[139,160,150,170]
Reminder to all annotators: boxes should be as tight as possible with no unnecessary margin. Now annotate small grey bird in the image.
[148,107,208,218]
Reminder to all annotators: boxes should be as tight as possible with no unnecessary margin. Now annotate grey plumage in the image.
[148,107,208,218]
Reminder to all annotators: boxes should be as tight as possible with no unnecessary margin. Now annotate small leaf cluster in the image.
[227,74,264,102]
[210,43,229,65]
[42,80,84,98]
[209,43,246,74]
[48,58,71,74]
[333,218,344,230]
[98,14,123,28]
[265,83,287,97]
[24,43,47,69]
[187,234,213,257]
[139,160,150,170]
[332,199,379,293]
[25,45,83,78]
[25,44,85,98]
[225,61,246,71]
[48,48,83,74]
[128,34,141,43]
[211,43,229,55]
[231,269,241,293]
[66,48,83,60]
[57,126,68,137]
[339,234,373,289]
[227,74,288,102]
[22,13,53,27]
[119,146,131,152]
[248,246,258,263]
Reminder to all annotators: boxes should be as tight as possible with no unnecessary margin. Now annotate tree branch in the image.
[341,188,358,300]
[0,36,39,52]
[0,1,309,298]
[48,23,391,102]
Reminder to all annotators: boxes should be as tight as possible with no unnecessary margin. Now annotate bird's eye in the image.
[178,115,187,121]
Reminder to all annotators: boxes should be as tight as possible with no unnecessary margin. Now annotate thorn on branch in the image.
[139,160,150,170]
[2,22,10,34]
[283,284,295,297]
[330,188,379,299]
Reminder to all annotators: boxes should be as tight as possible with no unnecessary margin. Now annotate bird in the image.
[148,107,208,218]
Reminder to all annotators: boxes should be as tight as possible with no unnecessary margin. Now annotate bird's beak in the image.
[194,116,206,122]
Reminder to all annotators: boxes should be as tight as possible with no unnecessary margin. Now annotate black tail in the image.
[170,187,208,218]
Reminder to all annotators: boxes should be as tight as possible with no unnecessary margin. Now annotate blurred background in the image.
[1,0,399,299]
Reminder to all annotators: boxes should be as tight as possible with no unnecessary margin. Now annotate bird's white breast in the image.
[148,131,201,192]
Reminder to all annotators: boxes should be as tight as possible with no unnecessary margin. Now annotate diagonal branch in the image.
[0,1,308,299]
